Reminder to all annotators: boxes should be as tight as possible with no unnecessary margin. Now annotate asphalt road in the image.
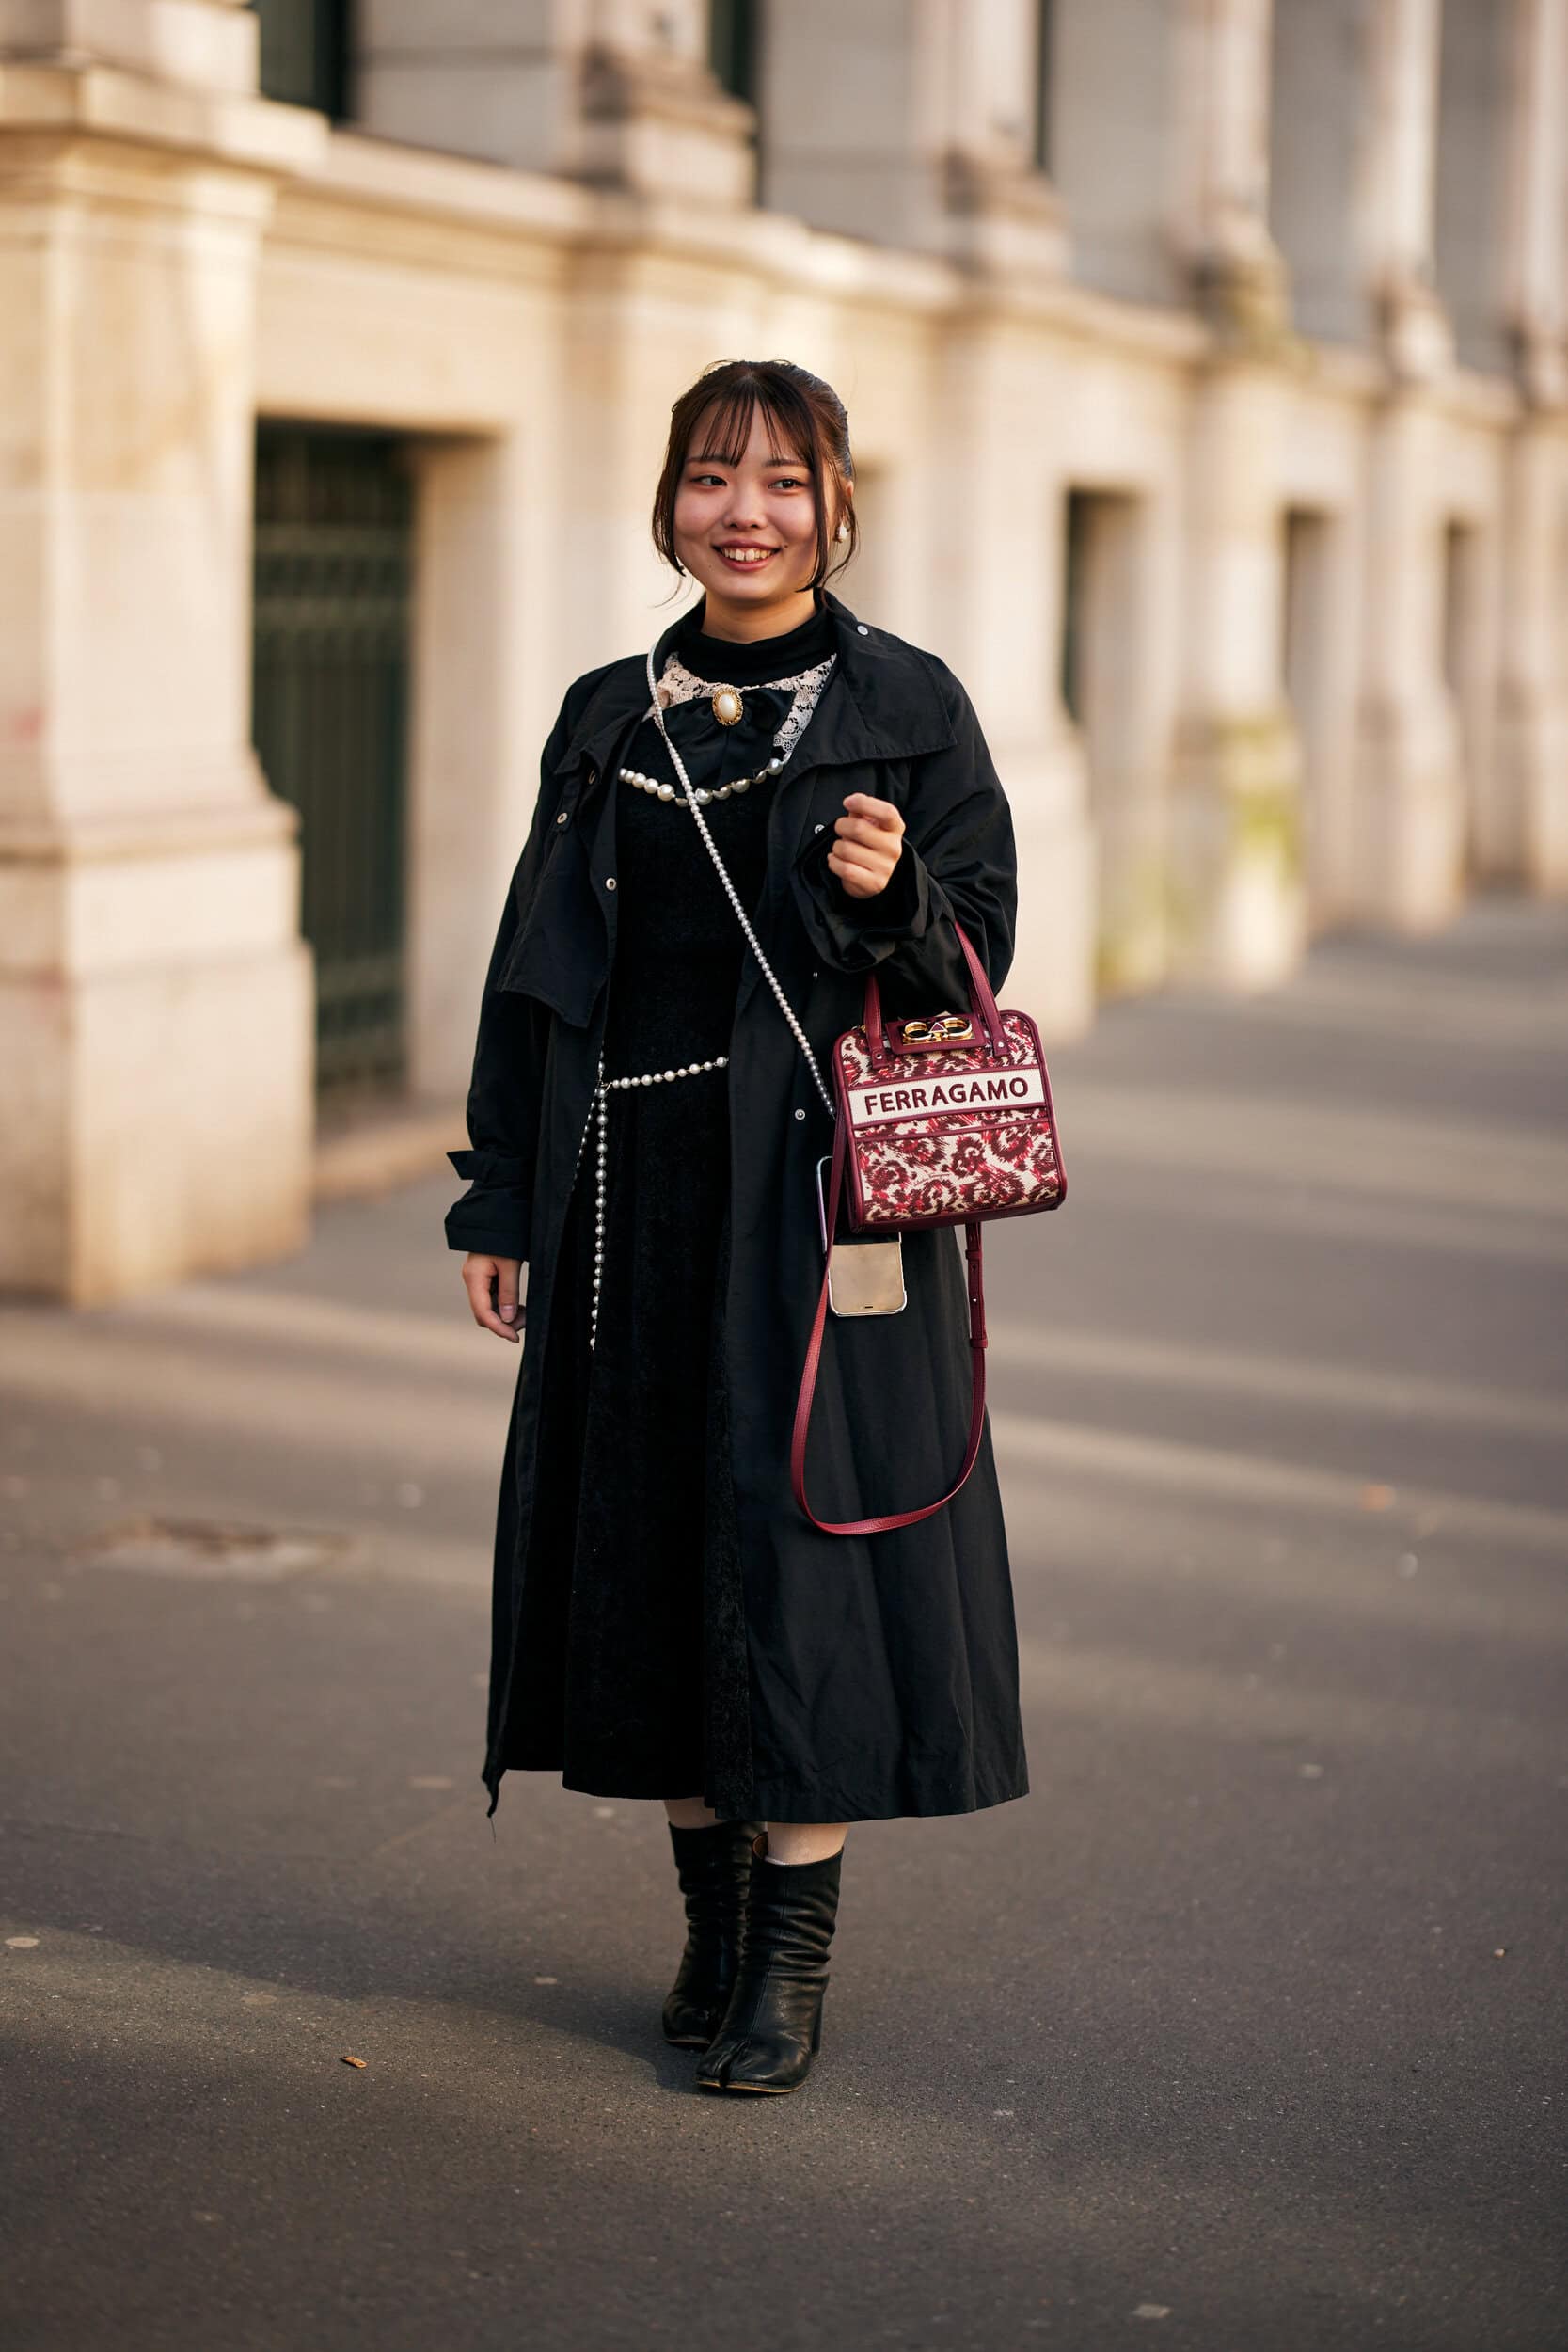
[2,900,1565,2352]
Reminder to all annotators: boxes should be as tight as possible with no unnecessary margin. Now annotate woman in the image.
[447,358,1026,2097]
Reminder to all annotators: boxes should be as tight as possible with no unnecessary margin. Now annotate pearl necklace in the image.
[618,753,784,808]
[622,647,837,813]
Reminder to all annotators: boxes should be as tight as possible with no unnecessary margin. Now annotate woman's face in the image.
[672,403,839,621]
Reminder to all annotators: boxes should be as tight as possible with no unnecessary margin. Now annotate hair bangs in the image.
[689,383,808,472]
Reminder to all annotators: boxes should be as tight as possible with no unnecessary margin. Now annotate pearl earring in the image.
[835,519,849,542]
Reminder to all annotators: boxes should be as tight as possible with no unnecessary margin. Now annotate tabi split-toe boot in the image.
[663,1819,764,2048]
[696,1833,843,2096]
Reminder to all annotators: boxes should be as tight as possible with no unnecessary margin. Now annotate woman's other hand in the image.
[462,1254,524,1343]
[828,792,905,898]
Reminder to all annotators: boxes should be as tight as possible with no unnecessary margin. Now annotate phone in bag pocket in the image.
[816,1155,906,1317]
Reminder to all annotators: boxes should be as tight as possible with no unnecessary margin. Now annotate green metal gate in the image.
[252,424,413,1102]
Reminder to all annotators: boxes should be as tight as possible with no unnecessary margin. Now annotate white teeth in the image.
[719,548,774,564]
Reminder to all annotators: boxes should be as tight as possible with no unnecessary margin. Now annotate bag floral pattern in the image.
[834,1009,1064,1228]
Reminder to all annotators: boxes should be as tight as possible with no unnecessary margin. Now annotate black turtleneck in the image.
[674,592,836,686]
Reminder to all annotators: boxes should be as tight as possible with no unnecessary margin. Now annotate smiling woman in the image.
[445,358,1026,2100]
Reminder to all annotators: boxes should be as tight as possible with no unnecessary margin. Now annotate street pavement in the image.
[2,898,1565,2352]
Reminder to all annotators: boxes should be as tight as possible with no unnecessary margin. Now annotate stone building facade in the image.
[2,0,1564,1302]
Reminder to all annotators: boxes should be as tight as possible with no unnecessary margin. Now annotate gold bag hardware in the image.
[898,1013,974,1044]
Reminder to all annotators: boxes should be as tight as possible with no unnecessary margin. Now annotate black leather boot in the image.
[696,1833,843,2095]
[663,1819,763,2048]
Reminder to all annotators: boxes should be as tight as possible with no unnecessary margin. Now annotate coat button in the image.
[794,1108,806,1120]
[556,809,569,825]
[857,624,869,635]
[586,764,597,784]
[605,876,617,891]
[815,822,825,833]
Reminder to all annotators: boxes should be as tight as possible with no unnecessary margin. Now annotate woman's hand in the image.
[828,792,906,899]
[463,1253,524,1343]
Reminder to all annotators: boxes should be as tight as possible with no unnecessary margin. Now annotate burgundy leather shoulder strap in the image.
[790,1110,990,1538]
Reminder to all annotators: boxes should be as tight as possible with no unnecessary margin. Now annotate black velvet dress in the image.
[510,598,838,1803]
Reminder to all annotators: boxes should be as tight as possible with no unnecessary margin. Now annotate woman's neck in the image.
[691,587,821,644]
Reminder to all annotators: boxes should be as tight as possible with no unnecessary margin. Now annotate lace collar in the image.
[645,649,837,769]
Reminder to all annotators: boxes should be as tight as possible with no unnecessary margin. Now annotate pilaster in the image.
[934,318,1096,1037]
[1489,0,1568,890]
[1363,0,1454,376]
[1333,0,1473,924]
[1352,395,1466,924]
[1164,0,1307,986]
[1169,363,1307,986]
[0,4,322,1301]
[1173,0,1293,348]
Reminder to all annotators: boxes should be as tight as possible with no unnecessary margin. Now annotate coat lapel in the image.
[530,587,959,1028]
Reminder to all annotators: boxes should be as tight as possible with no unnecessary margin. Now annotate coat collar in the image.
[550,586,957,783]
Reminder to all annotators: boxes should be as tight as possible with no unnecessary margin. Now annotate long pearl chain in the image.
[642,646,836,1120]
[586,1056,729,1350]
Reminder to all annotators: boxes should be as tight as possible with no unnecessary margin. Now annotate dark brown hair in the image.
[650,358,859,589]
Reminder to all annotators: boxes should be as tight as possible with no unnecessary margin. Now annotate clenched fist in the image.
[827,791,905,899]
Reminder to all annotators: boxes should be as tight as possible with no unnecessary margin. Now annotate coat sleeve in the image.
[788,660,1018,1013]
[443,689,582,1261]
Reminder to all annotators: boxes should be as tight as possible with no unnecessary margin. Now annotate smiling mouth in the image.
[716,546,778,567]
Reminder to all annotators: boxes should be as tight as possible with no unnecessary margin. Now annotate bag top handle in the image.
[863,920,1005,1071]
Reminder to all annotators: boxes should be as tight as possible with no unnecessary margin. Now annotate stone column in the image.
[0,2,321,1303]
[1165,0,1306,986]
[1353,399,1467,921]
[1361,0,1453,374]
[1073,487,1180,998]
[1266,0,1450,362]
[1344,0,1466,925]
[1500,0,1568,405]
[1495,428,1568,891]
[760,0,1066,280]
[1492,0,1568,888]
[1172,0,1292,341]
[355,0,753,204]
[1169,364,1307,985]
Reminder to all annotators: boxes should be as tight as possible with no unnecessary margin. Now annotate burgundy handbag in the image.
[790,920,1066,1536]
[641,647,1067,1540]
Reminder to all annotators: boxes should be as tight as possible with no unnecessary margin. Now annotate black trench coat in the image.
[447,587,1029,1822]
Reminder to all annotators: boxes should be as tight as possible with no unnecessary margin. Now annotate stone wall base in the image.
[0,829,313,1305]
